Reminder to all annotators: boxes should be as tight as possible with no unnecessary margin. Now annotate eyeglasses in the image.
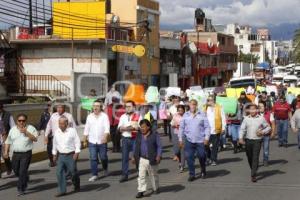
[18,119,26,122]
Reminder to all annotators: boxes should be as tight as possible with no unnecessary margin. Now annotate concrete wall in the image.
[19,43,108,88]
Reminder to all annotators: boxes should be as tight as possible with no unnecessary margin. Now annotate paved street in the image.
[1,130,300,200]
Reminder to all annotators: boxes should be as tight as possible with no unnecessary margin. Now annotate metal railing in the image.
[25,75,70,97]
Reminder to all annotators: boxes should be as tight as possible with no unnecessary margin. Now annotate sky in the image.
[159,0,300,27]
[0,0,299,39]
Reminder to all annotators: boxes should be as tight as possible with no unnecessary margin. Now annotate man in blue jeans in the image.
[83,100,110,182]
[179,99,210,182]
[118,101,140,183]
[272,96,292,147]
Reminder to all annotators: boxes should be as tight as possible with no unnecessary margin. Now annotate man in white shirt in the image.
[204,95,226,166]
[118,100,140,183]
[45,104,76,167]
[52,116,81,197]
[83,100,110,182]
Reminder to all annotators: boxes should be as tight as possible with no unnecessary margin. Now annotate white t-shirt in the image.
[118,113,139,138]
[206,106,226,135]
[84,112,110,144]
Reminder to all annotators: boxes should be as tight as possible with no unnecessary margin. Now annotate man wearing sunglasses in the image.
[4,114,38,196]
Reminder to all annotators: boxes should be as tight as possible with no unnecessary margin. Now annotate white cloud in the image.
[159,0,300,26]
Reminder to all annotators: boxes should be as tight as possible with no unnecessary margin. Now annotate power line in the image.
[10,0,139,25]
[0,7,136,31]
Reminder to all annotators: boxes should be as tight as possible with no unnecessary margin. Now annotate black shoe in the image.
[200,172,206,179]
[251,176,257,183]
[136,192,144,198]
[263,160,269,167]
[119,176,128,183]
[234,148,238,154]
[188,176,195,182]
[284,144,288,148]
[74,187,80,193]
[55,193,66,197]
[279,144,283,147]
[153,189,160,194]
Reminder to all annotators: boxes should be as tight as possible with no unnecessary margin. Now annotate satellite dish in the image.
[111,15,120,24]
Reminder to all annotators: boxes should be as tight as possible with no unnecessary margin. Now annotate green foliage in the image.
[293,29,300,63]
[237,51,260,64]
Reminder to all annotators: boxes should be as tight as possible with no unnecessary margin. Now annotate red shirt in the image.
[106,104,125,126]
[272,102,291,120]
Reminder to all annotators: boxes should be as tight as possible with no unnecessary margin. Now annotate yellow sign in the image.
[133,45,146,57]
[288,87,300,95]
[112,45,145,57]
[53,1,106,39]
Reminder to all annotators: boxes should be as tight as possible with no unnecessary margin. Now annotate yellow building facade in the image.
[111,0,160,79]
[52,1,106,39]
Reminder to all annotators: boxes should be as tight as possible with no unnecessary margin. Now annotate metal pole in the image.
[147,27,151,86]
[71,28,74,70]
[43,0,46,32]
[29,0,33,34]
[196,28,199,85]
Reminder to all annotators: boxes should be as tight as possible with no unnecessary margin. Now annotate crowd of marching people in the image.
[1,84,300,198]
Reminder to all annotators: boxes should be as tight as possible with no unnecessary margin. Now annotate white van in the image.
[229,76,256,88]
[272,74,284,85]
[283,75,298,86]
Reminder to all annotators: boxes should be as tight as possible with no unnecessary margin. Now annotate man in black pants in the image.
[239,104,271,182]
[4,113,38,196]
[0,103,15,177]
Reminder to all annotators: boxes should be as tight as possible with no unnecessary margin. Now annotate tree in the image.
[237,51,260,65]
[293,29,300,63]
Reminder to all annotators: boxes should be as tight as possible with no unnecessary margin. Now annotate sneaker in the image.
[88,176,98,182]
[17,191,25,196]
[179,166,184,173]
[211,161,217,166]
[223,144,226,149]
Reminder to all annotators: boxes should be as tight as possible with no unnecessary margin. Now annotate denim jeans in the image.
[229,124,241,142]
[276,119,288,145]
[89,143,108,176]
[121,137,134,176]
[262,135,270,162]
[171,128,180,155]
[56,154,80,194]
[184,140,206,177]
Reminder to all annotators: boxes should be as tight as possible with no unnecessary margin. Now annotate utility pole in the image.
[29,0,33,34]
[144,19,152,86]
[71,28,74,71]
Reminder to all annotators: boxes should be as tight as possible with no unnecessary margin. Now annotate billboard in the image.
[53,1,106,39]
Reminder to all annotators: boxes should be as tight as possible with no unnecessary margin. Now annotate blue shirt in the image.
[140,133,162,158]
[178,111,210,143]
